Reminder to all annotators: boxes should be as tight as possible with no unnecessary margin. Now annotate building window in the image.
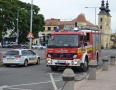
[54,27,57,30]
[44,27,45,30]
[100,25,102,29]
[100,18,102,22]
[48,27,51,31]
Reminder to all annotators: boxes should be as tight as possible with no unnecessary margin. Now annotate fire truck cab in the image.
[46,26,101,72]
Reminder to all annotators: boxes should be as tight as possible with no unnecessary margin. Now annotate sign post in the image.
[26,32,34,49]
[29,0,33,49]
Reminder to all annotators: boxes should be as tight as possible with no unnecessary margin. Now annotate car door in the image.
[27,50,37,63]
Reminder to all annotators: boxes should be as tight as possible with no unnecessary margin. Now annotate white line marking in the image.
[46,72,62,75]
[8,87,32,90]
[0,85,8,90]
[49,73,58,90]
[3,80,61,88]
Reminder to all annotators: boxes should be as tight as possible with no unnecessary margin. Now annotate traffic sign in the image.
[26,32,34,38]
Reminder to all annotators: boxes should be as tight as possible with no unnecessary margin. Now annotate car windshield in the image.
[5,51,19,55]
[48,34,78,48]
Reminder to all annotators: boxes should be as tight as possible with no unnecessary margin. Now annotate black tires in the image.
[36,58,40,65]
[51,66,58,71]
[81,57,88,72]
[24,60,28,67]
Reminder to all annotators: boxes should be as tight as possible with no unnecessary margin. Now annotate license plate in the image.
[7,60,13,63]
[57,61,66,63]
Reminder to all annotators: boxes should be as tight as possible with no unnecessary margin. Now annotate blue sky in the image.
[20,0,115,33]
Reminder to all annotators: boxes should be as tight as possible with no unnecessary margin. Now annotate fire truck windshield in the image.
[47,34,78,48]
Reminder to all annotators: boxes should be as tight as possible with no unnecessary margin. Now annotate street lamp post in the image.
[16,10,19,44]
[29,0,33,49]
[2,32,5,48]
[85,7,99,26]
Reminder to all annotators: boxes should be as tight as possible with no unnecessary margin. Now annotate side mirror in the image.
[84,42,87,46]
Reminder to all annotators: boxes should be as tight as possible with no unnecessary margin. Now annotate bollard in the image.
[102,56,109,71]
[110,55,115,66]
[62,68,75,90]
[88,60,97,80]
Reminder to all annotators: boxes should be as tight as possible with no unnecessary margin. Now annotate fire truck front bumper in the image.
[46,58,81,67]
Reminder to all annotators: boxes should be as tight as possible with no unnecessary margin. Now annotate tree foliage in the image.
[0,0,45,43]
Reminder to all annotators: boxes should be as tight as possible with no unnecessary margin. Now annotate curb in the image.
[74,65,111,90]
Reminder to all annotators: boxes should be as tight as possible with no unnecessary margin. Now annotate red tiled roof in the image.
[45,13,96,27]
[72,13,87,22]
[45,18,61,26]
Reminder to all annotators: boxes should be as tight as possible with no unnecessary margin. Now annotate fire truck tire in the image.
[51,66,58,71]
[81,57,88,72]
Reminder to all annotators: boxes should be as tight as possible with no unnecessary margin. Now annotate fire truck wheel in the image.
[51,67,58,71]
[81,58,88,72]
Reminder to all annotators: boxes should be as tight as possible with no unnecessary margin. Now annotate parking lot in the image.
[0,49,115,90]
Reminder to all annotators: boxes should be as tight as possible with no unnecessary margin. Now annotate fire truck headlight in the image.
[74,61,78,65]
[47,58,52,64]
[73,59,80,65]
[73,55,77,58]
[48,54,51,58]
[47,60,51,64]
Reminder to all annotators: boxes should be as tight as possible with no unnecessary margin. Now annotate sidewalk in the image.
[74,65,116,90]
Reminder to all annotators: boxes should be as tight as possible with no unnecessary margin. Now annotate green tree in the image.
[0,0,45,43]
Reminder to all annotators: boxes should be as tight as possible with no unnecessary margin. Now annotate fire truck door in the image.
[80,35,85,52]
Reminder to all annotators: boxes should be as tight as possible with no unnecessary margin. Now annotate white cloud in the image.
[20,0,116,32]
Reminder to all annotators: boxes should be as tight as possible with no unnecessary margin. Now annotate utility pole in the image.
[16,10,19,44]
[29,0,33,49]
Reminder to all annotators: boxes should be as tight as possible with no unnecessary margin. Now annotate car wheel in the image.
[24,60,28,67]
[36,58,40,65]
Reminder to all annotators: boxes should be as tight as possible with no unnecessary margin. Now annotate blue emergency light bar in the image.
[54,27,59,32]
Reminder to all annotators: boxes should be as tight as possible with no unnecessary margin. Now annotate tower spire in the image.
[98,0,106,15]
[106,0,111,16]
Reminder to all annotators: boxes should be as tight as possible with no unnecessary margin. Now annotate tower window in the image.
[100,18,102,22]
[100,25,102,29]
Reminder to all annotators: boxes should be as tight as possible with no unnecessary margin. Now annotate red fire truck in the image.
[46,27,101,71]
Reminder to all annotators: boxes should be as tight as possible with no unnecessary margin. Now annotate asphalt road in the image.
[0,49,115,90]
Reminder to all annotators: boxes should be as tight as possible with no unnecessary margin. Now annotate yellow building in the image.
[110,33,116,48]
[98,0,111,49]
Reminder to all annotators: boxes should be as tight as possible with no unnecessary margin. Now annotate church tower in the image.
[98,0,111,49]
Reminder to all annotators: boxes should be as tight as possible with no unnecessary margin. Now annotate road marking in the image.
[0,85,7,90]
[49,73,58,90]
[8,87,32,90]
[2,80,61,88]
[46,72,62,75]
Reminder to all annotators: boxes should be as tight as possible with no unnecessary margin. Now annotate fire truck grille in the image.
[50,53,76,58]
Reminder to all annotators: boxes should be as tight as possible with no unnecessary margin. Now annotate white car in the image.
[2,49,40,67]
[32,44,46,49]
